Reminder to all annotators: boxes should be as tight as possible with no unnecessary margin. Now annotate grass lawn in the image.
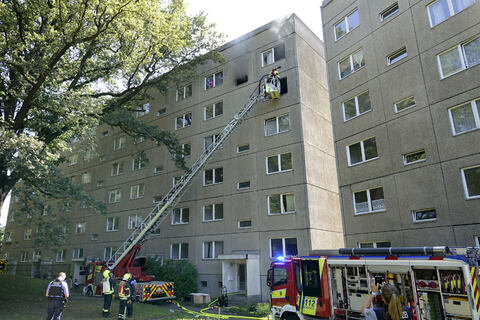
[0,275,201,319]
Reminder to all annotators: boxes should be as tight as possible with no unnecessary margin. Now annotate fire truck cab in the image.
[268,247,480,320]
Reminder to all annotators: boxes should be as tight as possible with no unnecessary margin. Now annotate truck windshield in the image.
[273,267,287,286]
[301,260,322,298]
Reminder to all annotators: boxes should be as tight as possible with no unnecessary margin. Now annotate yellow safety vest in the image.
[102,278,114,295]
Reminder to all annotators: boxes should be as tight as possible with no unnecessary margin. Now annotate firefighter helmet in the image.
[103,269,111,278]
[123,273,131,281]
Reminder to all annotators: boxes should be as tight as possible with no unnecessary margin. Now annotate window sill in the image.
[440,66,467,80]
[203,219,223,223]
[413,219,437,223]
[403,159,426,166]
[72,258,84,262]
[395,105,416,114]
[56,260,65,263]
[171,223,189,226]
[203,182,223,187]
[267,169,293,175]
[465,195,480,201]
[268,211,296,216]
[106,230,119,232]
[265,130,290,138]
[354,209,386,216]
[204,115,223,122]
[453,127,480,137]
[348,157,379,167]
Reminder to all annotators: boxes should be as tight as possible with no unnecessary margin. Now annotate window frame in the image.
[204,71,223,90]
[387,47,408,65]
[237,181,251,190]
[346,136,379,166]
[461,164,480,200]
[81,172,91,184]
[104,246,117,261]
[113,136,126,150]
[204,134,220,152]
[334,9,360,41]
[172,207,190,225]
[176,84,192,102]
[353,186,386,215]
[72,248,84,260]
[448,98,480,135]
[403,149,426,165]
[135,102,150,118]
[261,48,275,67]
[202,240,224,260]
[68,154,78,166]
[75,222,86,234]
[342,90,372,121]
[106,217,119,232]
[237,144,250,153]
[427,0,476,27]
[128,214,143,230]
[130,184,145,200]
[174,113,192,130]
[338,49,365,80]
[238,220,252,229]
[56,249,66,262]
[20,251,28,262]
[380,2,399,21]
[203,203,224,222]
[437,35,480,79]
[358,241,391,248]
[394,96,416,113]
[171,243,189,260]
[24,228,32,240]
[264,114,290,136]
[266,152,293,174]
[268,193,296,215]
[270,237,298,258]
[204,101,223,120]
[108,189,122,203]
[132,155,147,171]
[203,167,223,186]
[412,208,438,223]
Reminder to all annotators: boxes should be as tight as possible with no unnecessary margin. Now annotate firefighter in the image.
[127,276,137,317]
[45,272,69,320]
[118,273,131,320]
[265,68,281,100]
[102,269,115,318]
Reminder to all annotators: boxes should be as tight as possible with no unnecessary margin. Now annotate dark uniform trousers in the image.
[46,298,65,320]
[103,293,113,317]
[118,299,128,320]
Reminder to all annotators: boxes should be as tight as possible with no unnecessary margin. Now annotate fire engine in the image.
[268,246,480,320]
[82,68,282,301]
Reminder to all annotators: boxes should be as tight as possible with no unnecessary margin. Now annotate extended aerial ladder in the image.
[108,68,282,271]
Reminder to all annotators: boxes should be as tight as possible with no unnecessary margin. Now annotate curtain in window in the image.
[463,37,480,67]
[439,47,463,77]
[282,194,295,212]
[452,103,476,133]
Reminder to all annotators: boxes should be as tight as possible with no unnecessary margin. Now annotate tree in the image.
[0,0,222,237]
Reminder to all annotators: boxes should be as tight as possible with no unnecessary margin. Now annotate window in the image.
[334,9,360,41]
[109,189,122,203]
[203,203,224,222]
[437,36,480,78]
[128,214,143,229]
[448,98,480,135]
[174,143,190,159]
[343,91,371,121]
[358,241,391,248]
[132,155,147,171]
[236,75,248,86]
[176,84,192,101]
[268,193,295,215]
[475,236,480,247]
[99,155,106,161]
[157,108,166,116]
[113,136,126,150]
[72,248,83,260]
[238,220,252,228]
[261,43,286,67]
[267,153,292,174]
[56,249,66,262]
[265,114,290,136]
[412,209,437,222]
[4,232,12,242]
[84,148,95,161]
[130,184,145,199]
[204,102,223,120]
[91,234,98,241]
[204,134,219,152]
[32,250,41,261]
[428,0,475,27]
[172,208,189,225]
[270,238,298,258]
[387,47,407,65]
[81,172,91,184]
[106,217,119,231]
[172,175,182,187]
[175,113,192,130]
[133,136,145,144]
[104,247,117,260]
[135,102,150,118]
[68,154,78,166]
[171,243,189,260]
[205,71,223,90]
[154,166,164,174]
[353,187,386,215]
[461,165,480,199]
[20,251,28,262]
[380,2,399,21]
[238,181,250,189]
[338,49,365,79]
[75,222,86,234]
[24,229,32,240]
[204,167,223,186]
[203,241,224,259]
[347,137,378,166]
[102,131,109,137]
[237,144,250,153]
[395,96,416,113]
[403,149,426,165]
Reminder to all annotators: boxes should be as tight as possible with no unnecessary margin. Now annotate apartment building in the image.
[321,0,480,248]
[2,14,343,301]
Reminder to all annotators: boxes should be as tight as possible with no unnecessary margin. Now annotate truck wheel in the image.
[281,313,299,320]
[86,288,93,296]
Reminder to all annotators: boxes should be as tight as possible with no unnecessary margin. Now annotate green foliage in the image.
[0,0,223,248]
[144,257,198,300]
[226,303,271,317]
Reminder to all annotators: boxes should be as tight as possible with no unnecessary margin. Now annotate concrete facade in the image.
[321,0,480,247]
[2,15,343,301]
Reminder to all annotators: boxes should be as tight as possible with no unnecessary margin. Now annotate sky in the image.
[0,1,325,227]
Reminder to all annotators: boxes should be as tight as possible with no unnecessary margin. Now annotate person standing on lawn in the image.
[118,273,131,320]
[45,272,69,320]
[102,269,116,318]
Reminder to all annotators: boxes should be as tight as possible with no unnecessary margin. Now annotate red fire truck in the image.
[83,244,174,302]
[268,247,480,320]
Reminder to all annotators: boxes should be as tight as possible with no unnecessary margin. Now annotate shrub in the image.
[145,257,198,300]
